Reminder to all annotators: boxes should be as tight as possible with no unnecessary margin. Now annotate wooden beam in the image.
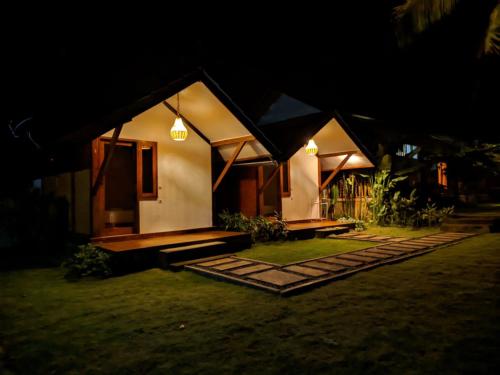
[211,135,255,148]
[212,141,246,192]
[318,156,322,193]
[162,101,211,145]
[258,164,281,194]
[91,124,123,196]
[320,152,354,192]
[317,150,357,158]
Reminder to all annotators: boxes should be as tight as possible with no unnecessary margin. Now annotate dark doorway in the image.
[103,142,137,235]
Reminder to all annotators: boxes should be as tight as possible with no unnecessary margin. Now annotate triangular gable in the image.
[163,81,272,161]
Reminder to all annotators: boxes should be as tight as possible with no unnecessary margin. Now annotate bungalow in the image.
[41,70,374,243]
[215,94,375,222]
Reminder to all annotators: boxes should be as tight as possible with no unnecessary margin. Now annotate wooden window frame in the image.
[280,160,291,197]
[98,136,158,201]
[136,141,158,200]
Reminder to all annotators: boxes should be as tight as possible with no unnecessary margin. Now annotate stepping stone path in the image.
[186,232,476,296]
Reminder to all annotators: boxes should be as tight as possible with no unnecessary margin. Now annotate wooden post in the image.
[212,141,246,192]
[320,153,354,192]
[91,124,123,197]
[258,164,281,194]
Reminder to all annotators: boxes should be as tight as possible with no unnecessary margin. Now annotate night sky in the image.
[1,1,498,178]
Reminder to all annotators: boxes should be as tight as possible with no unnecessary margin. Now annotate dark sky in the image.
[2,1,498,166]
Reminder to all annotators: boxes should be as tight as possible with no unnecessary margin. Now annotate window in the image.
[396,144,419,159]
[137,141,158,200]
[437,162,448,189]
[280,160,291,197]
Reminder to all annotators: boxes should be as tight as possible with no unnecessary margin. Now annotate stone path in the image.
[332,232,409,242]
[186,232,476,296]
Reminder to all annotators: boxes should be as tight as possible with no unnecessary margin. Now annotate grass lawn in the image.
[1,233,499,374]
[240,226,441,264]
[237,239,371,264]
[364,224,440,238]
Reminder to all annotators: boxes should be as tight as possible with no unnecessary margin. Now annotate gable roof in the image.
[56,69,281,158]
[256,97,376,166]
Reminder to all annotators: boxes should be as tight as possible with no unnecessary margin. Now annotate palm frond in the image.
[394,0,458,46]
[483,4,500,55]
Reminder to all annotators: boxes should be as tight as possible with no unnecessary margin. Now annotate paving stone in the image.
[300,261,347,273]
[404,240,442,246]
[229,264,274,276]
[351,234,377,239]
[393,243,428,249]
[386,237,409,242]
[335,233,359,238]
[197,258,237,267]
[212,260,253,271]
[409,238,445,243]
[404,240,440,244]
[430,234,466,238]
[369,236,393,241]
[427,237,462,242]
[376,245,415,253]
[247,270,307,286]
[321,257,363,267]
[370,248,405,256]
[353,250,393,259]
[337,253,378,263]
[284,265,330,276]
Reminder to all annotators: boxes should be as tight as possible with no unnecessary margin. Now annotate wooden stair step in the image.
[158,241,229,268]
[316,226,350,238]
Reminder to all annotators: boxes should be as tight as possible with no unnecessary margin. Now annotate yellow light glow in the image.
[305,139,318,156]
[170,117,188,141]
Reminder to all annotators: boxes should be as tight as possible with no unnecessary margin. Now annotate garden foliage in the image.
[218,210,288,242]
[62,243,112,279]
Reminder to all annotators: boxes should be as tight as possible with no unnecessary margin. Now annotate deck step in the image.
[315,226,351,238]
[169,254,235,271]
[158,241,229,268]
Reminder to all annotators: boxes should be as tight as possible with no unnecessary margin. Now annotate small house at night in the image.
[41,70,374,246]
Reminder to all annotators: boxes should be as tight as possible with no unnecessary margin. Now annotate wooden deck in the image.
[95,230,248,253]
[93,229,252,274]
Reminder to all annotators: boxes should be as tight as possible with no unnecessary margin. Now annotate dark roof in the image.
[257,94,322,126]
[257,112,332,162]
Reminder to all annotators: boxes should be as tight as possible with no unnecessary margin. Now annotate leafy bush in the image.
[362,170,453,227]
[338,217,366,231]
[62,243,112,279]
[355,220,367,231]
[218,210,288,242]
[417,203,454,226]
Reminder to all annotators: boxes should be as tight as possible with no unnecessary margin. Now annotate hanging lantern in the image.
[305,139,318,156]
[170,117,188,141]
[170,93,188,141]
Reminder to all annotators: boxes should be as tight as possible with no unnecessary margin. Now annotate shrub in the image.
[338,217,366,232]
[62,243,112,279]
[218,210,288,242]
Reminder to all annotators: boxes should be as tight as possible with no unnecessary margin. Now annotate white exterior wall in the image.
[281,149,320,221]
[103,102,212,233]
